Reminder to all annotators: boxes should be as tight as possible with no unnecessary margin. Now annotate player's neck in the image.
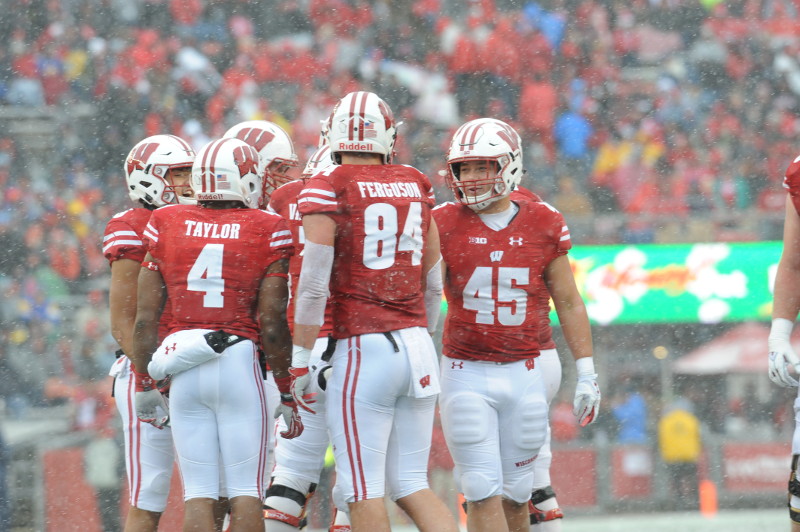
[475,196,511,214]
[340,153,384,165]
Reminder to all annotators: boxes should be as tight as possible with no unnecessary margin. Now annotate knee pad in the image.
[263,482,317,529]
[461,471,498,503]
[790,456,800,523]
[442,393,490,445]
[505,472,535,503]
[529,486,564,524]
[514,395,548,452]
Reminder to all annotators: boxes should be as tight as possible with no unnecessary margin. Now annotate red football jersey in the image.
[511,187,554,350]
[268,180,333,336]
[103,207,172,341]
[297,164,435,338]
[784,154,800,215]
[433,197,571,362]
[143,204,293,342]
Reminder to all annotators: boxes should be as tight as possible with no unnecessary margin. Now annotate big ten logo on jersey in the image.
[184,220,241,239]
[469,236,487,244]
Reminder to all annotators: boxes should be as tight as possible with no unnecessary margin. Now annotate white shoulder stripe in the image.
[103,230,139,242]
[298,197,337,206]
[102,240,143,253]
[143,229,158,242]
[560,234,571,241]
[300,188,337,198]
[271,238,293,247]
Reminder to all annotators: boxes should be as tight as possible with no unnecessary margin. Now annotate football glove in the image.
[274,393,304,439]
[768,319,800,388]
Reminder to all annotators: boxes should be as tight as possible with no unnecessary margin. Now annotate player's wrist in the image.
[132,368,156,392]
[291,345,312,368]
[274,375,292,395]
[575,357,596,378]
[771,318,794,341]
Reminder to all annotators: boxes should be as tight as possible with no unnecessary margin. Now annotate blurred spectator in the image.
[658,397,702,510]
[612,386,649,444]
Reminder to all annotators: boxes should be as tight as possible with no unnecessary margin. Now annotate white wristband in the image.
[291,345,312,368]
[771,318,794,341]
[576,357,595,377]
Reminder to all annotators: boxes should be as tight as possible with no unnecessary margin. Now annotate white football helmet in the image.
[125,134,196,207]
[327,91,397,164]
[446,118,523,211]
[301,145,335,179]
[223,120,299,197]
[191,138,262,208]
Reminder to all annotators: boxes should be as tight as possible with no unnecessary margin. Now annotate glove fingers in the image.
[777,363,798,387]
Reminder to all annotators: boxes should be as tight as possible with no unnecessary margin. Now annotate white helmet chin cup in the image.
[446,118,523,210]
[223,120,299,195]
[125,134,196,207]
[191,138,262,209]
[327,91,397,164]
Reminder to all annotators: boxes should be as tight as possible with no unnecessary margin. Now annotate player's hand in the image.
[573,374,601,427]
[274,394,304,439]
[768,336,800,387]
[135,389,170,429]
[289,366,317,414]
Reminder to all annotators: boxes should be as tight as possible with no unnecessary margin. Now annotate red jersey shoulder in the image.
[268,180,304,215]
[431,201,467,235]
[103,207,153,264]
[785,154,800,207]
[511,186,543,202]
[785,154,800,191]
[299,164,434,215]
[520,199,571,251]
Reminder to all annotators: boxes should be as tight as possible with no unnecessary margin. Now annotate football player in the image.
[263,143,351,531]
[104,134,195,532]
[767,155,800,532]
[433,118,600,532]
[223,120,299,207]
[290,91,459,532]
[131,137,299,532]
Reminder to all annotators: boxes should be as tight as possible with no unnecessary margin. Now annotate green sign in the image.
[441,242,782,325]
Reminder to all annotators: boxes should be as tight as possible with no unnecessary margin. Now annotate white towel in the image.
[398,327,441,398]
[108,356,129,379]
[148,329,220,380]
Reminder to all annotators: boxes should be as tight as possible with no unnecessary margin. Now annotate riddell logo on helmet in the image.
[197,193,224,200]
[338,142,373,151]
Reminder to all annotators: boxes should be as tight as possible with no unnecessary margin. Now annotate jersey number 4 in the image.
[463,266,529,325]
[362,202,423,270]
[187,243,225,307]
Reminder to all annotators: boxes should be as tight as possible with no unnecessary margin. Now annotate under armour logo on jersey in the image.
[490,250,504,262]
[419,375,431,388]
[451,361,464,370]
[525,358,535,371]
[509,237,523,246]
[164,343,177,355]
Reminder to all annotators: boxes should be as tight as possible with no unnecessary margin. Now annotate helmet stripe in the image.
[347,92,359,141]
[357,91,368,142]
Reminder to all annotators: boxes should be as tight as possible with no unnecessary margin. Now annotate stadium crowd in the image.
[0,0,798,442]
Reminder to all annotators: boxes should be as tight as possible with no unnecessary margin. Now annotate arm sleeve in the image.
[424,258,443,334]
[294,241,334,327]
